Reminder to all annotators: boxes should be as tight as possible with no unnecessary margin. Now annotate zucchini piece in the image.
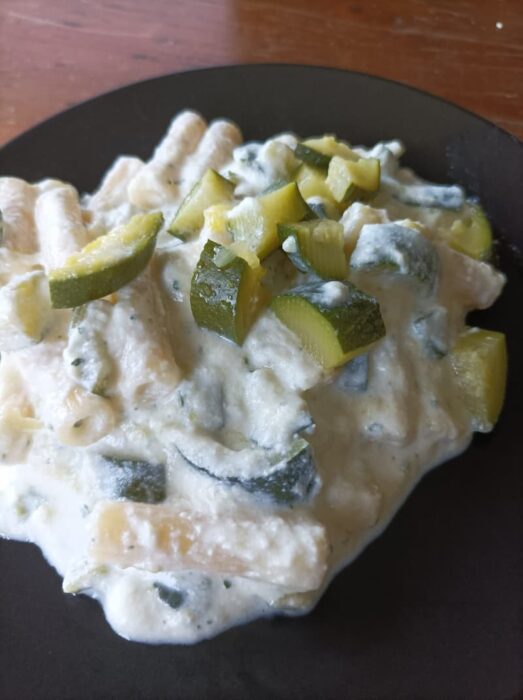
[271,280,385,369]
[203,202,234,245]
[154,582,185,609]
[444,204,493,260]
[326,155,381,205]
[168,169,235,239]
[190,240,269,344]
[278,220,347,280]
[64,302,114,396]
[296,165,339,209]
[0,270,52,351]
[303,135,357,161]
[227,182,311,259]
[350,223,439,291]
[335,353,369,393]
[306,199,327,219]
[294,143,331,170]
[449,328,507,432]
[176,436,318,506]
[390,182,464,210]
[49,212,162,308]
[97,455,167,504]
[411,306,449,359]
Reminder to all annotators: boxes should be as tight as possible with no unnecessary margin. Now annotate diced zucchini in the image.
[175,436,318,506]
[190,240,269,344]
[449,327,507,432]
[203,203,234,245]
[350,223,439,292]
[326,155,381,205]
[334,353,369,393]
[444,204,493,260]
[168,169,235,239]
[294,143,331,169]
[154,582,185,609]
[303,135,357,161]
[0,270,52,351]
[97,455,167,503]
[227,182,311,259]
[260,178,290,195]
[278,220,347,280]
[390,182,464,210]
[271,280,385,369]
[411,306,449,359]
[49,212,162,308]
[64,302,114,396]
[296,165,339,209]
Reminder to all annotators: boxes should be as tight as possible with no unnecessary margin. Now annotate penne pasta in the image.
[34,184,90,270]
[89,501,329,591]
[88,156,144,211]
[178,119,243,196]
[103,270,181,405]
[0,177,38,253]
[12,341,116,447]
[127,110,207,209]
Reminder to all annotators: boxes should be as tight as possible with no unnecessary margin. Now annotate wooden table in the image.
[1,0,522,146]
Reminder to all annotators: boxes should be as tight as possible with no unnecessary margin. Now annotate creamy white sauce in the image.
[0,122,505,645]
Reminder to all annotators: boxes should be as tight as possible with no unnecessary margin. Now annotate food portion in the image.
[0,111,507,644]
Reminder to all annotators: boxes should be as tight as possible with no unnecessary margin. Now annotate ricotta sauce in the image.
[0,119,505,644]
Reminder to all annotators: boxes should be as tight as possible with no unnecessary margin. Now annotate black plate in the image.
[1,65,522,700]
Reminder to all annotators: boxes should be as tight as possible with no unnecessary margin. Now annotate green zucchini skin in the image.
[276,281,386,355]
[98,455,167,504]
[411,307,449,359]
[190,240,249,344]
[335,353,369,393]
[190,239,267,345]
[350,223,439,292]
[294,143,331,170]
[389,182,464,210]
[154,582,186,609]
[176,438,318,506]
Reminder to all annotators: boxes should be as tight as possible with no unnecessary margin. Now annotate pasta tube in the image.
[178,119,242,196]
[88,156,144,211]
[35,184,90,269]
[0,177,38,253]
[89,501,329,591]
[127,110,207,209]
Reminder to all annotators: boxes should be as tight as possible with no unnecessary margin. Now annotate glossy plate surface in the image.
[0,65,522,700]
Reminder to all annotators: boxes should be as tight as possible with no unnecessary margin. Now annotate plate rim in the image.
[1,63,522,156]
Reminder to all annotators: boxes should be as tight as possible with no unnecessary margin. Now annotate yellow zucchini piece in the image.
[326,155,381,205]
[449,327,507,432]
[278,220,347,280]
[304,135,358,161]
[296,164,339,209]
[227,182,311,259]
[203,202,234,245]
[49,212,162,308]
[0,270,51,351]
[89,501,329,591]
[168,169,235,239]
[445,205,493,261]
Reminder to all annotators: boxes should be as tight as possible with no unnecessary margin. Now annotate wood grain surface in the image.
[0,0,521,147]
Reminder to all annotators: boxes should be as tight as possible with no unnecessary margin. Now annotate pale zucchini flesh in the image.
[49,212,163,308]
